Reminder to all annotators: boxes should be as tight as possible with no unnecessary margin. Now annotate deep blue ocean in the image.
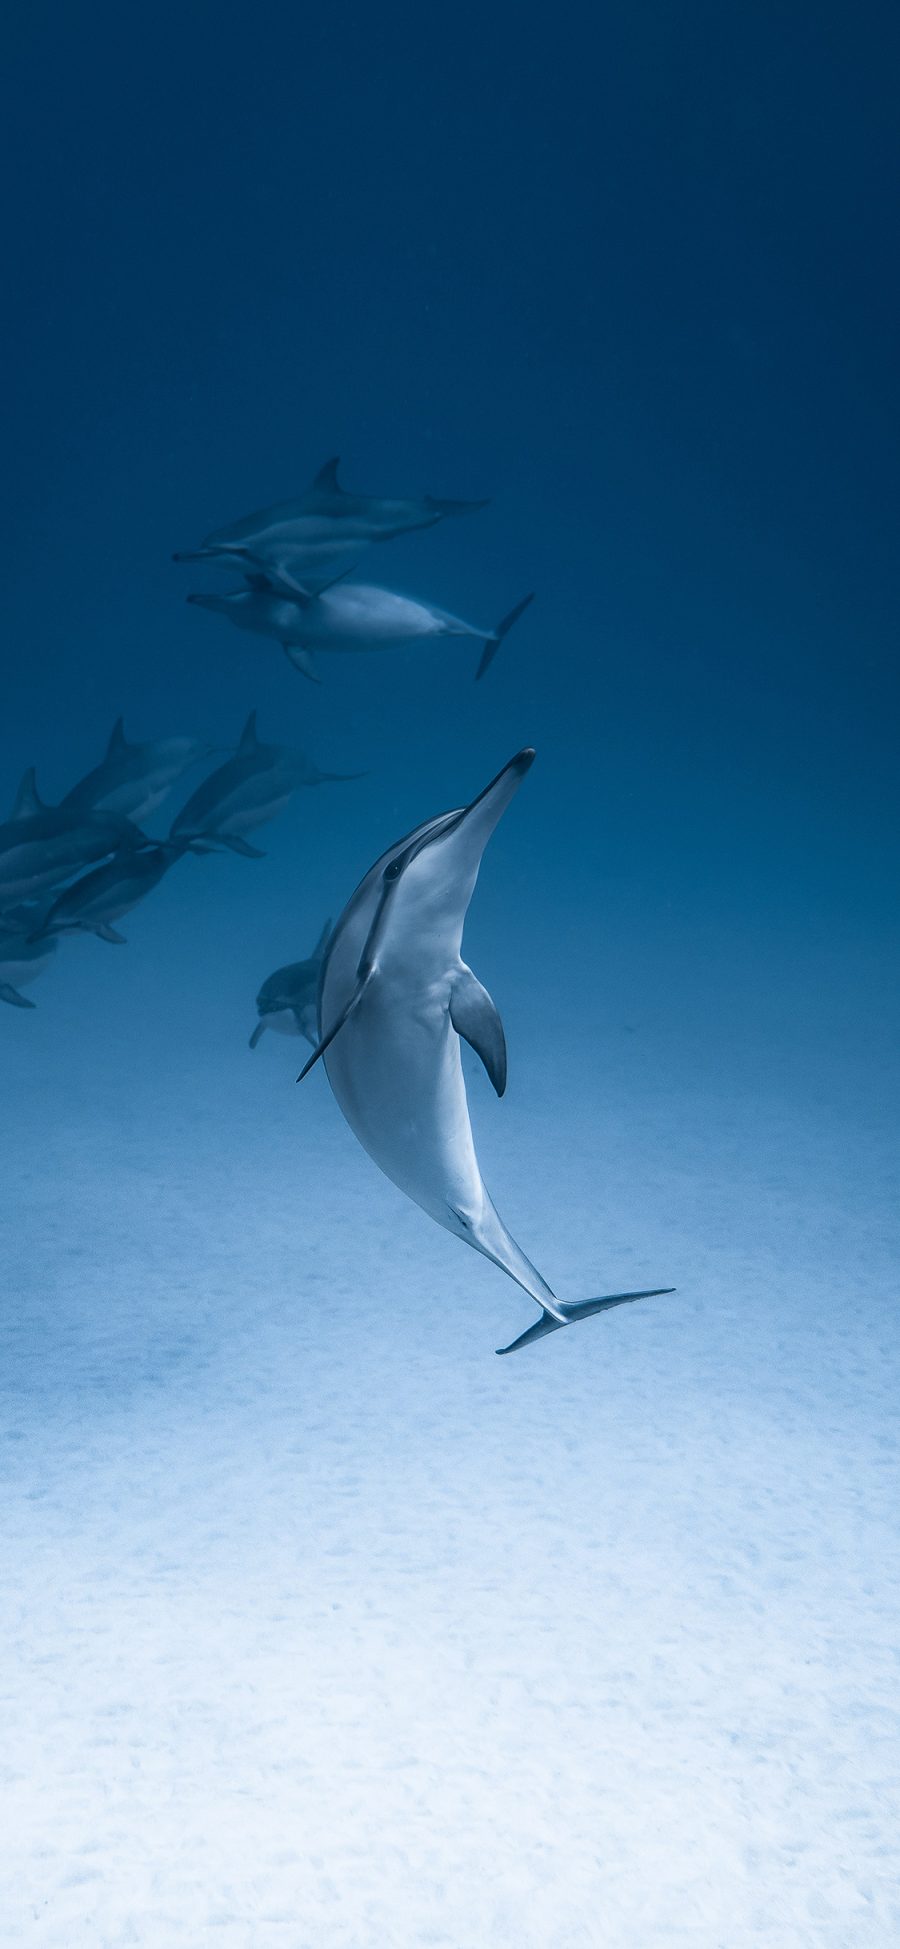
[2,7,899,1944]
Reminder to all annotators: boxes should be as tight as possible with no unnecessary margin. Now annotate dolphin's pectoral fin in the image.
[282,644,322,683]
[94,923,128,944]
[496,1287,675,1356]
[0,981,35,1009]
[249,1020,267,1049]
[450,969,508,1096]
[220,835,266,859]
[232,549,315,601]
[297,970,373,1082]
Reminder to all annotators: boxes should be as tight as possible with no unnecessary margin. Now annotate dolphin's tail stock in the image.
[495,1287,675,1356]
[424,495,491,520]
[475,592,535,681]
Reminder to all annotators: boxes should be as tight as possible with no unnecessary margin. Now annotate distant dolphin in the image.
[249,920,332,1048]
[174,456,488,589]
[62,718,214,824]
[299,750,673,1354]
[0,772,151,910]
[187,578,533,683]
[31,840,191,945]
[0,905,57,1008]
[170,711,362,856]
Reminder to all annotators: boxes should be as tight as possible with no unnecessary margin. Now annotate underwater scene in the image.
[3,5,899,1945]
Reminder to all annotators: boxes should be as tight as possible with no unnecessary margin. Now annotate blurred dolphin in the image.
[31,840,191,945]
[0,904,57,1008]
[170,710,363,856]
[173,456,487,589]
[187,577,533,684]
[0,772,151,909]
[62,718,214,824]
[298,749,673,1354]
[249,919,332,1049]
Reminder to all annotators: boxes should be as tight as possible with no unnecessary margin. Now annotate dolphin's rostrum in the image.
[298,749,672,1353]
[249,920,332,1049]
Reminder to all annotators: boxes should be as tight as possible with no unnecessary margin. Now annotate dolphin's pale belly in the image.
[215,785,295,835]
[87,778,169,822]
[0,943,53,983]
[324,983,485,1232]
[302,588,480,650]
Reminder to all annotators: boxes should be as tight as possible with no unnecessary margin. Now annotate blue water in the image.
[3,6,899,1944]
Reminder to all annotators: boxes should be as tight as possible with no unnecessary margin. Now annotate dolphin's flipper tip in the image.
[496,1287,675,1356]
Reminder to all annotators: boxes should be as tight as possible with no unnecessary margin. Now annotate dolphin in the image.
[299,749,673,1354]
[173,456,488,589]
[31,840,191,945]
[249,919,332,1049]
[187,578,534,684]
[0,904,57,1008]
[62,718,214,824]
[169,710,362,856]
[0,772,151,909]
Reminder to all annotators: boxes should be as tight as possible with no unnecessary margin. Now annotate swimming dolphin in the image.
[249,919,332,1048]
[62,718,214,824]
[170,711,362,856]
[0,904,57,1008]
[31,840,191,945]
[174,456,488,590]
[299,749,673,1354]
[0,772,151,910]
[187,578,534,683]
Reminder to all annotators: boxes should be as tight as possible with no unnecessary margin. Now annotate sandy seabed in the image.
[2,981,899,1949]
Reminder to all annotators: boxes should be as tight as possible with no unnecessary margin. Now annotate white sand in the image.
[2,921,898,1948]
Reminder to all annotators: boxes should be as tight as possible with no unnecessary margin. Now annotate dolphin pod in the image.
[298,749,673,1354]
[1,704,353,1005]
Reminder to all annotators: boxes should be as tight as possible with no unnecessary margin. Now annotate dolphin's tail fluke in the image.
[495,1287,675,1356]
[475,592,535,681]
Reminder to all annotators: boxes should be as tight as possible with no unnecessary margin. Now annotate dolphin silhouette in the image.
[174,456,487,589]
[0,904,57,1008]
[170,711,363,856]
[249,919,332,1048]
[298,749,672,1354]
[31,840,191,945]
[187,578,533,684]
[62,718,213,824]
[0,772,151,910]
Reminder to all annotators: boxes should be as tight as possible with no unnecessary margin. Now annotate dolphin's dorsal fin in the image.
[9,767,45,822]
[312,456,342,494]
[450,967,508,1097]
[106,716,128,757]
[239,710,259,751]
[312,917,332,960]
